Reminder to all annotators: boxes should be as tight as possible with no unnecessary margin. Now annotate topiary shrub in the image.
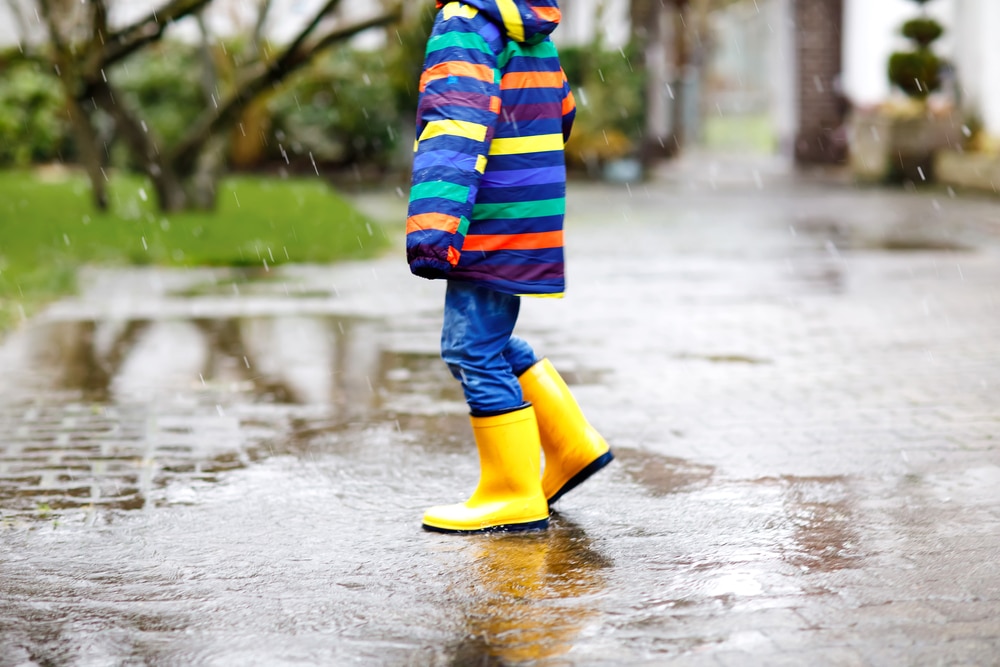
[888,0,944,100]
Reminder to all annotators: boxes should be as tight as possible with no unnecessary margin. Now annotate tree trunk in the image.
[638,1,672,166]
[148,166,190,213]
[64,95,109,211]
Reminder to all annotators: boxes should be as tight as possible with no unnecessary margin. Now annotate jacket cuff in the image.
[410,257,452,280]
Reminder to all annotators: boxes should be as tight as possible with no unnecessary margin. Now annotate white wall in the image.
[556,0,630,48]
[953,0,1000,133]
[842,0,954,108]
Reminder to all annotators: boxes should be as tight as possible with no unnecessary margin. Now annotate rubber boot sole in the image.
[421,517,550,534]
[547,450,615,507]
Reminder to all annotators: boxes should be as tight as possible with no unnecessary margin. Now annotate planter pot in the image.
[848,111,962,183]
[935,151,1000,194]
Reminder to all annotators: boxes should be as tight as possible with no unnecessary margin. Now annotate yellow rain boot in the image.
[422,406,549,534]
[519,359,613,505]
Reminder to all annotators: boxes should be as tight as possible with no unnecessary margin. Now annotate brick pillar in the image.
[794,0,846,164]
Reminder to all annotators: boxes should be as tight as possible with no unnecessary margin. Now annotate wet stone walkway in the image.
[1,170,999,666]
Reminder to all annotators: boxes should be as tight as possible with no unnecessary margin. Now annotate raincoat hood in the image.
[435,0,561,44]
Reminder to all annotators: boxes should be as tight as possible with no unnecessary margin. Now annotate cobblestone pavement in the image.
[1,163,998,666]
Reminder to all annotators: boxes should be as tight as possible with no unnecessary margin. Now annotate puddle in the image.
[793,215,977,254]
[0,313,466,521]
[673,353,771,365]
[615,449,715,495]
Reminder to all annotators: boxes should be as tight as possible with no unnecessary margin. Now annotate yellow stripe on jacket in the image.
[488,134,564,155]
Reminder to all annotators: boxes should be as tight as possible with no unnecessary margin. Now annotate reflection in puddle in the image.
[769,475,862,573]
[616,449,715,495]
[0,315,463,520]
[447,516,611,665]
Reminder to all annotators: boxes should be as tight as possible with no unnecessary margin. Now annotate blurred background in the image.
[0,0,997,331]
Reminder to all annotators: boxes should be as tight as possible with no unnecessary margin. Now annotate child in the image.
[406,0,612,533]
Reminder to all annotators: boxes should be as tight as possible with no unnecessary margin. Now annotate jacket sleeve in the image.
[405,11,502,279]
[560,68,576,144]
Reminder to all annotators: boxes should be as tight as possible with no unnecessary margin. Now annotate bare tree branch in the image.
[251,0,275,58]
[91,0,108,45]
[273,0,342,73]
[169,5,402,172]
[101,0,214,68]
[195,11,219,105]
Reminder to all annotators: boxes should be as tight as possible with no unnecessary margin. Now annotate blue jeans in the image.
[441,280,539,415]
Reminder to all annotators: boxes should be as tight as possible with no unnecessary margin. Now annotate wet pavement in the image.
[1,158,999,665]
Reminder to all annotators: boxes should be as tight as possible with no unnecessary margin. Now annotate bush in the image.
[0,61,72,166]
[888,1,945,101]
[888,50,942,99]
[901,18,944,46]
[267,49,401,171]
[111,42,206,168]
[560,43,645,172]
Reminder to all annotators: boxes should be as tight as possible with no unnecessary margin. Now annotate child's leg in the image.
[501,336,538,377]
[441,281,523,415]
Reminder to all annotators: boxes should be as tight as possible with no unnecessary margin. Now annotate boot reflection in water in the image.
[449,520,611,664]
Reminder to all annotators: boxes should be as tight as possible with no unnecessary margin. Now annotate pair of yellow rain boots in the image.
[422,359,614,534]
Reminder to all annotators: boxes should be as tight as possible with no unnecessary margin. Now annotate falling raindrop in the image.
[139,188,148,202]
[233,191,241,207]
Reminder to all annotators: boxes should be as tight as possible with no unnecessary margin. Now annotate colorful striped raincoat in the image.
[406,0,575,296]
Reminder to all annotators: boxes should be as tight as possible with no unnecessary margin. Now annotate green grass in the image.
[0,170,388,332]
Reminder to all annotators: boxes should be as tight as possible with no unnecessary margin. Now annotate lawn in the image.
[0,170,389,332]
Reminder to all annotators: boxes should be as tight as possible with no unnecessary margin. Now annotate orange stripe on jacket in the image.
[407,213,462,235]
[463,230,563,253]
[531,6,561,23]
[562,90,576,116]
[501,71,565,90]
[420,62,495,92]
